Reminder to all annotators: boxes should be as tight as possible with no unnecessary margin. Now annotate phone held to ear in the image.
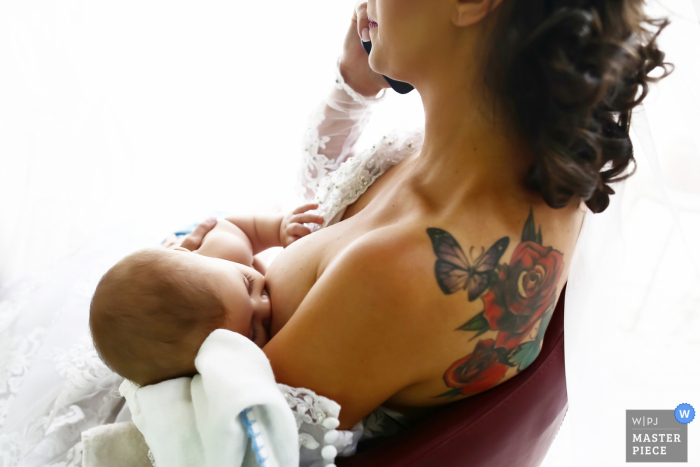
[361,40,415,95]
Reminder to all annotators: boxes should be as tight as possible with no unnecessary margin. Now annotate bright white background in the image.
[0,0,425,284]
[1,1,698,466]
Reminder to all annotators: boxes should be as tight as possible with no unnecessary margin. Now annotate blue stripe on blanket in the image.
[241,408,270,467]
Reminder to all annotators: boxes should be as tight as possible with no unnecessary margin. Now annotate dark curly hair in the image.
[485,0,672,213]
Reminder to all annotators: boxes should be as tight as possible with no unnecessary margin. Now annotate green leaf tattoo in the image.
[456,311,490,341]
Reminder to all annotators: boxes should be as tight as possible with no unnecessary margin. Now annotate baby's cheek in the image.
[219,305,254,337]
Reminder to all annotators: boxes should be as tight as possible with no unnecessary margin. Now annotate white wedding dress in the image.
[0,58,413,467]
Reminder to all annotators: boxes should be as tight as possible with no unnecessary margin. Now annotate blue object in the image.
[240,408,269,467]
[161,211,232,245]
[674,403,695,424]
[161,222,198,245]
[172,225,199,238]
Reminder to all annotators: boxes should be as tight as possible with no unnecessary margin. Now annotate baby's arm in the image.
[194,203,324,265]
[225,202,324,252]
[219,213,285,256]
[194,218,258,265]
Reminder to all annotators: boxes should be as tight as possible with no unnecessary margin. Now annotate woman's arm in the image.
[298,63,385,201]
[298,5,391,200]
[263,230,441,429]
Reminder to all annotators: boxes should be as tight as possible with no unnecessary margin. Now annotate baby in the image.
[89,203,323,387]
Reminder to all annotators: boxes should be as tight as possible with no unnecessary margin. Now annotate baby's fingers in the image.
[289,212,324,226]
[292,202,319,215]
[286,223,312,239]
[181,216,217,251]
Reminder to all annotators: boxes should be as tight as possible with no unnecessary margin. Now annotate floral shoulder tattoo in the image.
[427,208,564,398]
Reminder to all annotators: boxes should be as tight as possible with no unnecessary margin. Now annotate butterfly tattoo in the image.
[426,228,510,301]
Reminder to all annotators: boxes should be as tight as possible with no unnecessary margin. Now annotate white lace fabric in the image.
[278,384,362,461]
[313,128,424,230]
[0,243,132,467]
[298,56,387,201]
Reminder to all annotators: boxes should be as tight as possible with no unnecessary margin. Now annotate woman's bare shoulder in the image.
[263,202,584,425]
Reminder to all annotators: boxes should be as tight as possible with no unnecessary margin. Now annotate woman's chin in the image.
[369,53,411,87]
[368,54,391,81]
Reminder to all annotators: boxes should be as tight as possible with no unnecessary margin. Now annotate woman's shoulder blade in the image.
[385,202,580,406]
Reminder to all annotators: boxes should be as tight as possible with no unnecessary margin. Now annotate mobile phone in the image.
[362,40,415,94]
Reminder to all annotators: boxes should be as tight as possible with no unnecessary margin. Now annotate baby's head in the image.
[90,247,271,386]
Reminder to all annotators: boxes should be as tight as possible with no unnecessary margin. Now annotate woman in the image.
[0,0,668,464]
[182,0,667,431]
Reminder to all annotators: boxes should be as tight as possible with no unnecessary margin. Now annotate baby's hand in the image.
[279,203,324,247]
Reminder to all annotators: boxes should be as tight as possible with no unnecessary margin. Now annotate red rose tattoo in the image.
[443,339,509,395]
[483,241,563,350]
[431,208,565,398]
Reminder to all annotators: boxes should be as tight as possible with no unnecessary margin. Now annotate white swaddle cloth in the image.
[119,329,300,467]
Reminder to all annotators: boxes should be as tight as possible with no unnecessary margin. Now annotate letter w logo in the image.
[680,410,690,418]
[632,417,643,425]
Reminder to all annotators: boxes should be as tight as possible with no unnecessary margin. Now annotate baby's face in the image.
[171,248,272,347]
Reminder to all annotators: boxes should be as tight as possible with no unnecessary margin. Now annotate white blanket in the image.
[117,329,300,467]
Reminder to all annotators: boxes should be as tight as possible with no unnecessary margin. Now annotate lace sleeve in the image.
[277,384,364,466]
[297,56,388,201]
